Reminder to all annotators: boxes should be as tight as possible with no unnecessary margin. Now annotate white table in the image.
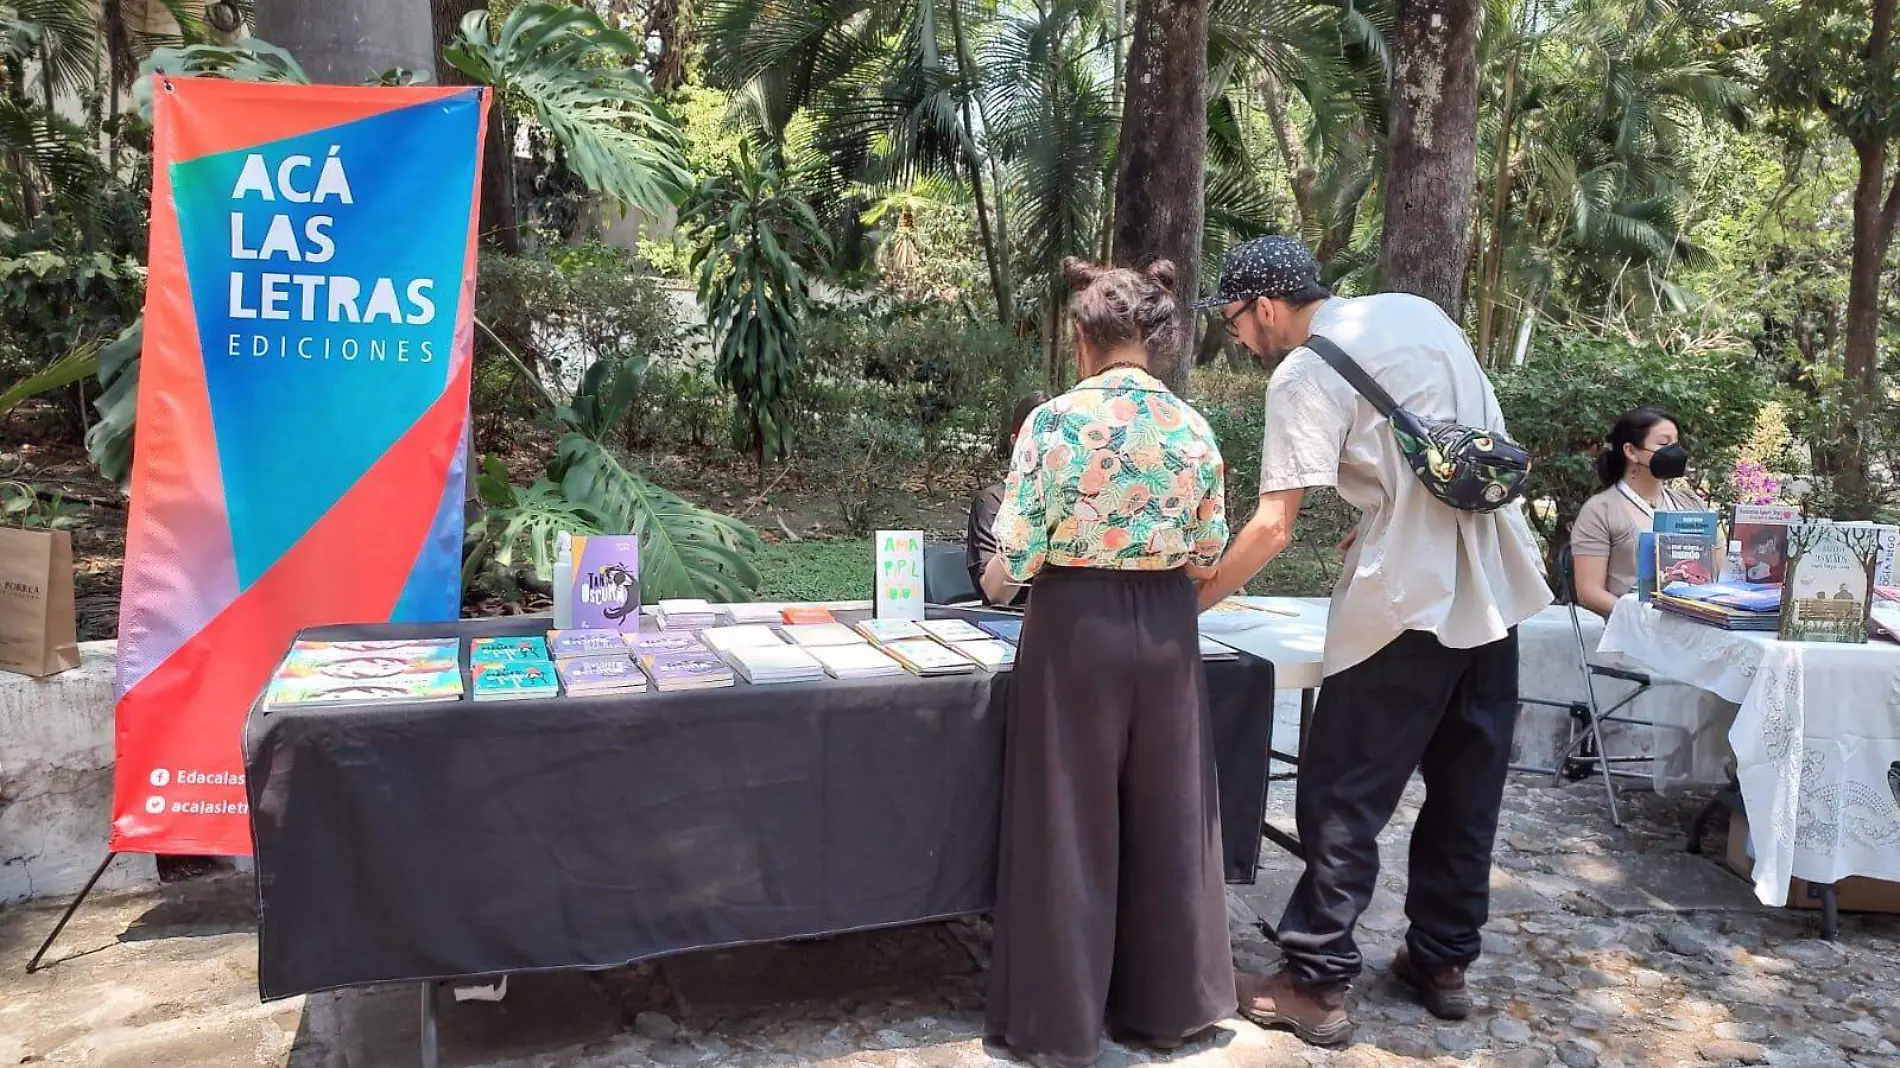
[1600,598,1900,920]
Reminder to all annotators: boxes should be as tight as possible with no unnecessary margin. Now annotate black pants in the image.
[1277,628,1519,988]
[987,567,1236,1066]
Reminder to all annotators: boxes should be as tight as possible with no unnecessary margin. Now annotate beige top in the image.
[1569,482,1706,597]
[1259,294,1553,676]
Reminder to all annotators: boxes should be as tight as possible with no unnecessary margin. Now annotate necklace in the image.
[1096,359,1148,376]
[1617,480,1660,518]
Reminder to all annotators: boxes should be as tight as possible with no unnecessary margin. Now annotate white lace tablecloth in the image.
[1600,598,1900,905]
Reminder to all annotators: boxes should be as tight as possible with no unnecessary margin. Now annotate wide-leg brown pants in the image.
[986,566,1237,1067]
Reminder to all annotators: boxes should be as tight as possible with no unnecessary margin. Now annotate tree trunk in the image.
[1260,73,1315,238]
[254,0,435,85]
[1475,49,1519,363]
[431,0,520,254]
[1109,0,1209,396]
[1377,0,1482,318]
[947,0,1010,324]
[644,0,689,93]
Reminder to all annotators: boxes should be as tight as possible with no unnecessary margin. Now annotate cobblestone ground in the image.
[3,777,1898,1068]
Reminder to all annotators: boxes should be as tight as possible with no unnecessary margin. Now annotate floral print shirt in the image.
[993,368,1228,582]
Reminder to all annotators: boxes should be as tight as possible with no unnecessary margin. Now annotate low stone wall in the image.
[1,641,157,906]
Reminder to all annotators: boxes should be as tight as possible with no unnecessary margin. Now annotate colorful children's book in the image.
[950,638,1016,671]
[264,664,463,710]
[469,636,551,663]
[548,629,632,661]
[471,660,560,701]
[1780,523,1878,643]
[875,530,926,620]
[273,650,458,682]
[1655,532,1719,588]
[569,535,641,632]
[286,638,459,665]
[882,637,976,676]
[919,619,991,644]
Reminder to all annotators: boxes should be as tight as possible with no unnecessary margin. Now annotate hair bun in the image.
[1141,259,1177,294]
[1061,256,1107,290]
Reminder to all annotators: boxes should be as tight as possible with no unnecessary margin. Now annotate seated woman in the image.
[966,391,1048,607]
[1570,406,1704,618]
[979,258,1234,1068]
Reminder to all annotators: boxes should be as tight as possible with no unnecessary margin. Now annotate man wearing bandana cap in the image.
[1194,236,1550,1047]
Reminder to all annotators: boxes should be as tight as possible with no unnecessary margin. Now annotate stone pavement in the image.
[3,776,1898,1068]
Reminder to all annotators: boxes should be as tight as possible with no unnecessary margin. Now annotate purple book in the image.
[632,631,705,662]
[557,655,645,692]
[642,651,733,690]
[571,535,641,633]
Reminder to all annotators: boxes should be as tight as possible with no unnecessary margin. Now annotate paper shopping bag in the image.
[0,526,80,677]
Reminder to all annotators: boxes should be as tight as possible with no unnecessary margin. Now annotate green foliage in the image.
[1754,0,1900,151]
[1493,323,1777,543]
[85,320,139,487]
[0,479,83,530]
[445,2,692,217]
[466,456,602,589]
[133,41,308,119]
[684,146,831,465]
[752,537,875,601]
[0,337,94,417]
[628,362,729,452]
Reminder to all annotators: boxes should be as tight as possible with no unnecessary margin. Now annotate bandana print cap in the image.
[1195,235,1328,309]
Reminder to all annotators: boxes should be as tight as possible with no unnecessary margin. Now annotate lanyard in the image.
[1617,480,1658,519]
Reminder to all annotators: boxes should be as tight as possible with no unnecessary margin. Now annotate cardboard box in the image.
[1725,811,1900,914]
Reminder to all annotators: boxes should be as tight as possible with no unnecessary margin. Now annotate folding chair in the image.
[1515,542,1657,827]
[922,544,983,606]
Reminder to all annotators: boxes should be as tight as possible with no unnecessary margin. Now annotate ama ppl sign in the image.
[112,79,489,855]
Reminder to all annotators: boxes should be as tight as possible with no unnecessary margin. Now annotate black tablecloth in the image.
[244,614,1275,1000]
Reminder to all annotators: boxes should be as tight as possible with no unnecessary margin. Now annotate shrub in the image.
[802,414,924,535]
[1494,324,1776,545]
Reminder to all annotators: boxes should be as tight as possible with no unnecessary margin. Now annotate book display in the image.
[919,619,990,644]
[656,599,718,631]
[856,618,928,645]
[556,655,647,696]
[810,644,905,679]
[548,630,632,661]
[700,625,787,656]
[1780,523,1880,644]
[1725,505,1800,584]
[1654,582,1782,632]
[725,645,826,685]
[949,638,1015,672]
[882,638,977,676]
[782,606,836,625]
[875,530,926,621]
[472,660,560,701]
[564,535,641,633]
[263,639,463,710]
[782,623,864,648]
[470,636,551,663]
[720,603,784,625]
[642,651,735,691]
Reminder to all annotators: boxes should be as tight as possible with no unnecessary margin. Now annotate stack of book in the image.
[700,625,787,657]
[1637,510,1720,600]
[1654,582,1782,632]
[470,636,560,701]
[631,630,706,663]
[725,644,826,685]
[782,605,836,625]
[263,638,463,711]
[952,638,1015,672]
[557,654,647,696]
[656,599,718,631]
[642,651,735,691]
[919,619,989,644]
[548,630,631,661]
[719,602,784,625]
[882,637,977,677]
[808,643,905,679]
[782,622,865,648]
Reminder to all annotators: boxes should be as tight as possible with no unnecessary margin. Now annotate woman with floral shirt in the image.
[980,257,1234,1068]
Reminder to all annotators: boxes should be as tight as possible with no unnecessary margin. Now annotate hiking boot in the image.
[1236,968,1352,1047]
[1391,946,1471,1020]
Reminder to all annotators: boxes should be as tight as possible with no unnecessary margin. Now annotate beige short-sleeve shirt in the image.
[1569,483,1706,598]
[1259,294,1553,676]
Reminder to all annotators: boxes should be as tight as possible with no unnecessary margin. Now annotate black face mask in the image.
[1648,443,1690,480]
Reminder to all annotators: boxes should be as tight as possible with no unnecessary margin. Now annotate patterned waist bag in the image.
[1302,334,1531,513]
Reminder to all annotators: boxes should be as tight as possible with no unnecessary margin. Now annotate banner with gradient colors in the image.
[111,78,488,855]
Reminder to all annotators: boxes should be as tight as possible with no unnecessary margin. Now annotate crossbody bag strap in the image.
[1302,334,1400,420]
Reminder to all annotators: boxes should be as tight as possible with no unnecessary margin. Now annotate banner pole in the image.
[25,851,117,973]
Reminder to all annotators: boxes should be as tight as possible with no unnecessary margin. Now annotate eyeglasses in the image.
[1220,300,1256,340]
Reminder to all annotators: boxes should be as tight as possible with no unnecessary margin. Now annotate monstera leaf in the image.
[552,433,761,603]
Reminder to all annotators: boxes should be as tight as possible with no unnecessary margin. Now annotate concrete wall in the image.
[1,642,157,907]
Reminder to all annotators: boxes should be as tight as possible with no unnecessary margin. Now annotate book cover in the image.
[952,638,1016,671]
[782,605,836,625]
[809,644,903,678]
[875,530,926,621]
[1655,533,1719,589]
[1652,510,1720,537]
[569,535,641,632]
[1837,522,1900,587]
[883,637,975,675]
[548,630,632,661]
[978,619,1023,644]
[1636,531,1657,601]
[1727,506,1800,585]
[856,618,927,644]
[265,665,463,709]
[287,638,459,665]
[1780,523,1879,643]
[700,625,786,655]
[632,631,707,663]
[782,623,864,647]
[469,636,551,663]
[1658,581,1783,614]
[643,651,735,688]
[919,619,990,644]
[275,651,459,682]
[471,660,560,700]
[556,655,645,692]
